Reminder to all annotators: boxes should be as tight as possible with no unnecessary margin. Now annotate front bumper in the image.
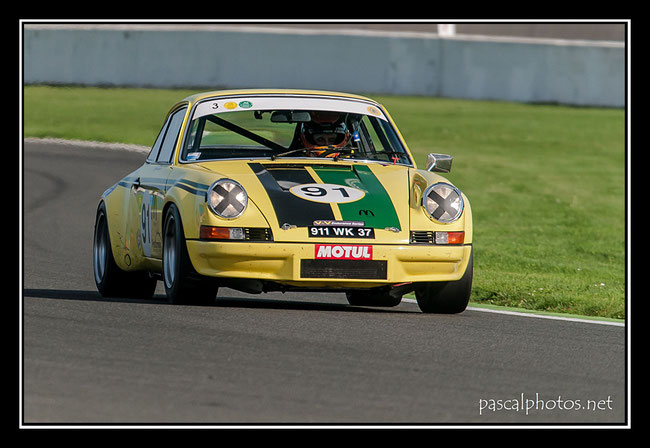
[186,240,473,288]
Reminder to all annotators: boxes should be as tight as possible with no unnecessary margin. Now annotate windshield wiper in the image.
[362,151,410,163]
[271,147,309,160]
[271,146,359,161]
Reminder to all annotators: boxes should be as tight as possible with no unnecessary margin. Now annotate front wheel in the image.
[414,249,473,314]
[93,202,157,299]
[162,204,218,305]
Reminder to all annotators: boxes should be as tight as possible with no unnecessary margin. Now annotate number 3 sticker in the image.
[289,183,365,203]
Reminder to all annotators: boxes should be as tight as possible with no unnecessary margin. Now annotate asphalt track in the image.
[21,140,627,426]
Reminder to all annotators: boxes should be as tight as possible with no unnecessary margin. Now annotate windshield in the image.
[180,107,411,165]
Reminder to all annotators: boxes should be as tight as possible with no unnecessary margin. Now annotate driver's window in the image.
[146,121,168,162]
[156,107,187,164]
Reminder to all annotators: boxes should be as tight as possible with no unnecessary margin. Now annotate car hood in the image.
[199,160,412,243]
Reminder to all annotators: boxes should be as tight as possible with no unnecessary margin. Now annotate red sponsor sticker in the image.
[315,244,373,260]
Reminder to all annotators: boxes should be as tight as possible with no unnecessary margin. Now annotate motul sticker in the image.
[315,244,373,260]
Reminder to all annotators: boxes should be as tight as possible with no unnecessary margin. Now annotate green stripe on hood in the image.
[312,165,401,230]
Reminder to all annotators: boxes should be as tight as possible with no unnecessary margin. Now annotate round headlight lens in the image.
[207,179,248,219]
[422,183,464,223]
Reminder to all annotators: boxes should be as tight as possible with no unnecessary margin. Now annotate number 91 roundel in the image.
[289,183,365,204]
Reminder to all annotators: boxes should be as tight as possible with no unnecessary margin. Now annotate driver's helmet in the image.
[300,111,350,157]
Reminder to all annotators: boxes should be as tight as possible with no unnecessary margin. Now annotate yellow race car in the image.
[93,89,473,313]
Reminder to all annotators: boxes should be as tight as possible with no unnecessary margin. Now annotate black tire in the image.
[346,291,402,307]
[162,204,218,305]
[414,249,473,314]
[93,202,157,299]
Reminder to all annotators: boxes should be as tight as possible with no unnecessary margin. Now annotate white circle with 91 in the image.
[289,183,365,204]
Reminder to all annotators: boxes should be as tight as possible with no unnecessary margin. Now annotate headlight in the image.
[207,179,248,219]
[422,183,464,223]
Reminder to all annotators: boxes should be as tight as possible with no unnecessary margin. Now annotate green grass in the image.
[23,86,627,319]
[24,85,199,147]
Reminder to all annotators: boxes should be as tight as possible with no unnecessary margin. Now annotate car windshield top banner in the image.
[192,96,388,121]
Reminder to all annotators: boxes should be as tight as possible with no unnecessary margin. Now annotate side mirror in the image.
[426,153,453,173]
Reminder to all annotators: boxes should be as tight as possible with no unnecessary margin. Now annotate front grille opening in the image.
[410,231,435,244]
[301,259,387,279]
[245,227,273,241]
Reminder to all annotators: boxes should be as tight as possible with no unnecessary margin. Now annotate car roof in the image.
[181,89,381,107]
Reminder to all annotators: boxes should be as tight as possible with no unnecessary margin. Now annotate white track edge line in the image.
[24,137,150,153]
[402,298,624,326]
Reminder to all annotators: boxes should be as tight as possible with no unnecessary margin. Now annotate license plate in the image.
[308,226,375,239]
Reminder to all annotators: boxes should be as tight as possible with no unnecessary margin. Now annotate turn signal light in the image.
[435,231,465,245]
[200,226,245,240]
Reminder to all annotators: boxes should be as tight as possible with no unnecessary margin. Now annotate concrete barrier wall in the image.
[23,25,625,107]
[439,37,625,106]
